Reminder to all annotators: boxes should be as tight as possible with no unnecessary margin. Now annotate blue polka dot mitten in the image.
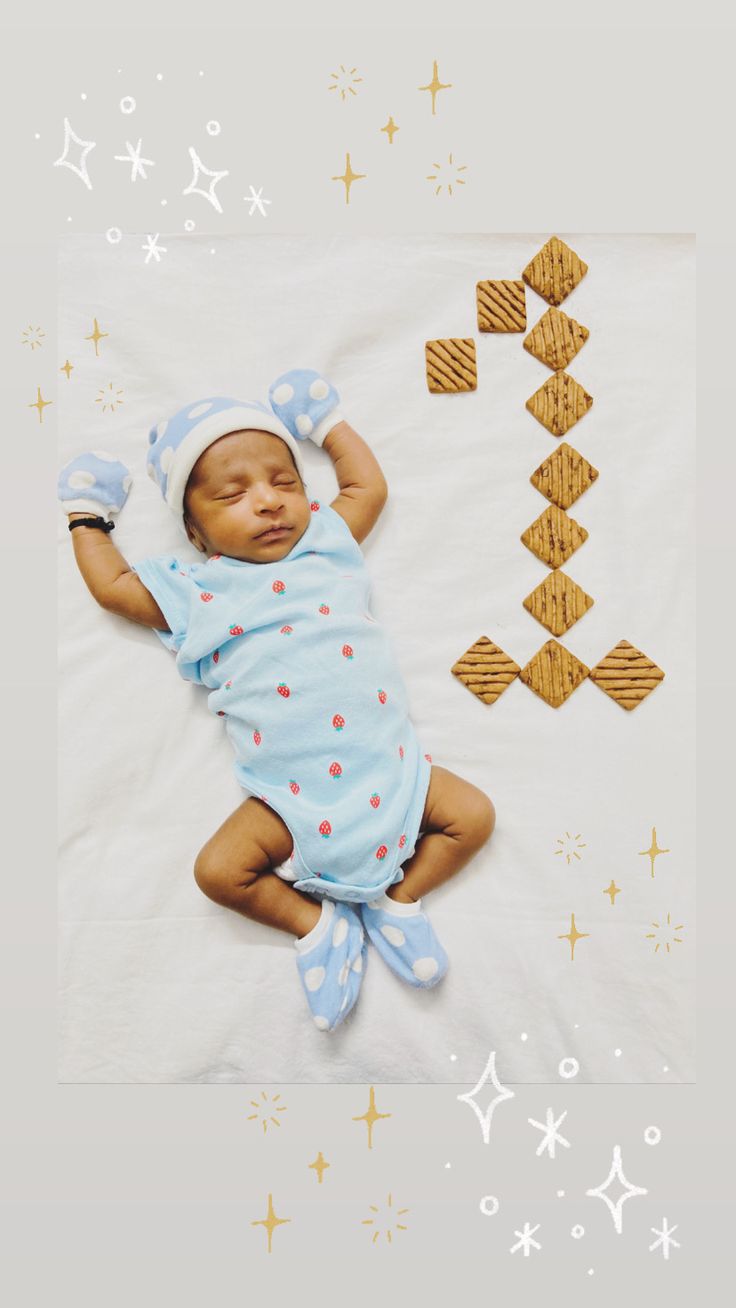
[294,899,368,1031]
[267,368,344,446]
[359,893,449,989]
[58,450,133,524]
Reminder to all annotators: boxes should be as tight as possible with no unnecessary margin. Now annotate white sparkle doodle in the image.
[585,1145,648,1234]
[244,184,272,217]
[649,1218,680,1260]
[510,1222,541,1257]
[183,146,229,213]
[114,139,155,182]
[53,117,96,190]
[142,234,167,265]
[457,1050,515,1145]
[528,1107,570,1159]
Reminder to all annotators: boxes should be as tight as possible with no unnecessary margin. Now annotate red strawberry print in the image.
[289,780,300,795]
[280,625,293,635]
[369,793,380,809]
[209,553,222,562]
[213,650,220,664]
[253,729,262,746]
[225,680,232,690]
[329,762,342,779]
[319,604,330,616]
[319,819,332,839]
[378,689,387,705]
[272,580,286,596]
[310,500,321,512]
[217,710,225,717]
[398,834,407,849]
[342,644,354,660]
[399,745,404,760]
[376,845,388,861]
[200,592,214,603]
[277,683,290,698]
[424,753,433,763]
[229,624,244,636]
[332,713,345,732]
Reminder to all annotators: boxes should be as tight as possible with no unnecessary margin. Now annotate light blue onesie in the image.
[131,501,432,904]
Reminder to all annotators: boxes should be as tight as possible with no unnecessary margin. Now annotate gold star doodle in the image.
[381,116,399,144]
[95,382,124,414]
[426,153,467,197]
[639,827,670,878]
[353,1086,392,1150]
[246,1090,288,1135]
[21,326,45,351]
[85,317,109,357]
[251,1193,291,1253]
[554,831,587,865]
[418,59,452,115]
[603,880,621,905]
[60,359,74,380]
[361,1192,410,1245]
[308,1151,330,1184]
[558,912,589,961]
[645,911,684,955]
[331,152,366,205]
[328,65,364,100]
[28,386,52,423]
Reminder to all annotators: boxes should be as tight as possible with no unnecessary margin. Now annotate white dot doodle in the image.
[120,97,136,114]
[614,1048,622,1058]
[557,1190,565,1198]
[81,92,87,101]
[445,1162,451,1169]
[156,73,163,81]
[644,1125,662,1146]
[479,1195,499,1217]
[587,1269,595,1277]
[106,227,122,244]
[184,219,195,232]
[559,1057,579,1080]
[161,199,167,206]
[520,1032,528,1041]
[571,1225,585,1239]
[206,120,221,136]
[449,1053,457,1061]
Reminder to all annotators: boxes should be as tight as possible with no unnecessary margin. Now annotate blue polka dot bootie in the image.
[294,899,367,1031]
[359,893,449,989]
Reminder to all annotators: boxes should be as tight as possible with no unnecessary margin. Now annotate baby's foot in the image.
[359,892,449,989]
[294,899,367,1031]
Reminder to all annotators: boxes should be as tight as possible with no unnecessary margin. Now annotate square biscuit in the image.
[522,235,589,307]
[476,279,526,332]
[523,306,589,371]
[529,441,599,510]
[451,636,520,705]
[425,338,477,392]
[526,369,593,438]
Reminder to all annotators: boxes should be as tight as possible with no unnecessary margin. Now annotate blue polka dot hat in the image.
[146,396,307,536]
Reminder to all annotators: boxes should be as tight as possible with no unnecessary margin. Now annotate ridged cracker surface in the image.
[519,639,590,708]
[522,235,589,307]
[524,306,589,371]
[476,279,526,332]
[529,441,599,510]
[451,636,520,705]
[526,370,593,437]
[425,338,477,392]
[523,570,594,636]
[588,639,665,710]
[521,504,589,569]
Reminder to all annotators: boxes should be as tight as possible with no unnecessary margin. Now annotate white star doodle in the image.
[649,1217,680,1260]
[53,117,96,190]
[183,146,229,213]
[244,184,271,217]
[457,1050,515,1145]
[510,1222,541,1256]
[586,1144,648,1234]
[114,139,155,182]
[142,234,167,265]
[528,1107,571,1159]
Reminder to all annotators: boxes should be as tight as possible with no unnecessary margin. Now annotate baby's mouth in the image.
[257,525,291,541]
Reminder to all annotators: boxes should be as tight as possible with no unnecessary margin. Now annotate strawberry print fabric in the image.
[131,503,432,903]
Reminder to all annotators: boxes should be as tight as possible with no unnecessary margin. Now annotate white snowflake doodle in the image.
[649,1218,680,1260]
[528,1107,570,1159]
[114,139,155,182]
[244,184,272,217]
[142,234,167,265]
[510,1222,541,1257]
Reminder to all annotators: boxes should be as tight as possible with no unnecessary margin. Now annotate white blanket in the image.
[58,233,695,1083]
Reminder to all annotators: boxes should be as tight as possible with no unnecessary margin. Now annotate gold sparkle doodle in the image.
[381,116,399,144]
[604,880,621,905]
[558,913,589,961]
[645,912,684,955]
[638,827,670,878]
[85,317,109,357]
[361,1192,410,1245]
[246,1089,288,1135]
[95,382,125,414]
[28,386,52,423]
[21,325,45,351]
[418,59,452,114]
[426,152,467,197]
[331,152,366,205]
[554,832,587,865]
[251,1194,291,1253]
[60,359,74,379]
[353,1086,392,1150]
[308,1151,330,1183]
[328,65,364,101]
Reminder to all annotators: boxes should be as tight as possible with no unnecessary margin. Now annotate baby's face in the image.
[183,429,311,563]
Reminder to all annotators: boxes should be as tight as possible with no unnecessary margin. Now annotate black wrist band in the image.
[68,516,115,533]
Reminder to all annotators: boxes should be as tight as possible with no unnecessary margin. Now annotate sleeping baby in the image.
[58,368,496,1033]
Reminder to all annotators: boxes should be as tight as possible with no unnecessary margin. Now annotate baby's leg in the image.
[193,797,321,939]
[389,765,495,903]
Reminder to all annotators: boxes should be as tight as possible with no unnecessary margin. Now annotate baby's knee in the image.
[466,790,496,846]
[193,846,258,903]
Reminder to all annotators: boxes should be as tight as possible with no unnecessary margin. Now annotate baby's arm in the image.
[323,420,388,545]
[67,514,170,631]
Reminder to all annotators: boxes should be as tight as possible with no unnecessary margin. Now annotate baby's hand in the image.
[58,450,133,524]
[267,368,344,447]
